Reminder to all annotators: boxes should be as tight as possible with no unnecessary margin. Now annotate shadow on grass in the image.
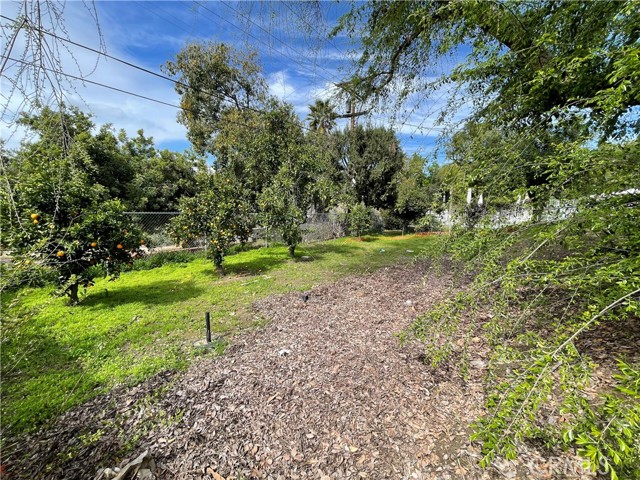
[81,279,206,307]
[222,242,367,275]
[223,249,288,275]
[1,325,99,434]
[296,242,363,257]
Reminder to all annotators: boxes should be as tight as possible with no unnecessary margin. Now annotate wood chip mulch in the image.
[5,261,593,479]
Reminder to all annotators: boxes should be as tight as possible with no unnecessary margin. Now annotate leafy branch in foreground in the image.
[407,179,640,478]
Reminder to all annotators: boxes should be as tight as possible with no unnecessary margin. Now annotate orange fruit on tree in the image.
[90,242,97,248]
[33,219,39,225]
[56,250,65,257]
[116,244,124,250]
[31,213,40,220]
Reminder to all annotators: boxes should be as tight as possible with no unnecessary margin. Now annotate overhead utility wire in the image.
[0,14,316,132]
[0,14,201,98]
[2,13,446,141]
[217,1,359,112]
[280,0,348,59]
[137,1,341,109]
[5,56,183,109]
[134,1,209,44]
[194,1,336,87]
[4,56,317,136]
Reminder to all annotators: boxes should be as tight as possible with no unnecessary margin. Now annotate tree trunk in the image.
[215,263,225,276]
[288,244,296,257]
[68,283,79,305]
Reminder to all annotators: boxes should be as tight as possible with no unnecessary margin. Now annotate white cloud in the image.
[1,1,469,159]
[268,70,297,100]
[1,2,187,150]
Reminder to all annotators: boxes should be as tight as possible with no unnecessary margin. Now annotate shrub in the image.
[380,209,405,230]
[345,203,373,238]
[169,174,253,274]
[0,262,56,291]
[414,213,443,232]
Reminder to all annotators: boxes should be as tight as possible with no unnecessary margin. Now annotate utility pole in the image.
[350,99,356,130]
[335,81,369,130]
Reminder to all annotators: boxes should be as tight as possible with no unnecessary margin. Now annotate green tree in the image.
[258,177,306,258]
[163,41,268,155]
[128,149,207,212]
[394,154,440,230]
[333,125,404,210]
[307,99,337,133]
[214,108,280,208]
[169,174,252,275]
[345,202,372,239]
[213,102,322,257]
[335,1,639,137]
[254,104,319,257]
[85,124,136,201]
[10,109,206,213]
[1,108,143,304]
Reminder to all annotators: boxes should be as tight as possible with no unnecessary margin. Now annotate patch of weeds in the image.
[192,337,228,358]
[79,428,106,447]
[0,262,57,291]
[127,250,206,271]
[114,384,184,458]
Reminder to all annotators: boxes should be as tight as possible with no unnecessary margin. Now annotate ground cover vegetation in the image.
[1,34,447,444]
[1,233,432,436]
[6,1,639,476]
[335,1,640,477]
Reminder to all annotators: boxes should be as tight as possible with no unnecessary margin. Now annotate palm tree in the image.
[307,99,337,134]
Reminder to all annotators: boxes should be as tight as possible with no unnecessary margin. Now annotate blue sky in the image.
[1,1,466,160]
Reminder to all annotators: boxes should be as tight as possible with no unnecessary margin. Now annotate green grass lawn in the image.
[1,233,442,435]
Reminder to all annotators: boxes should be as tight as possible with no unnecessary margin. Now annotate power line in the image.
[134,1,205,41]
[2,10,371,130]
[2,12,449,145]
[4,57,317,136]
[0,14,206,100]
[194,1,336,88]
[0,13,315,131]
[5,56,184,109]
[279,1,348,61]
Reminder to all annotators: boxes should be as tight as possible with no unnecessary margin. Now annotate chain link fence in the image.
[125,211,346,255]
[124,212,205,253]
[302,212,345,242]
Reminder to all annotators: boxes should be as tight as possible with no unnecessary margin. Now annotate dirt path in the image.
[7,262,590,479]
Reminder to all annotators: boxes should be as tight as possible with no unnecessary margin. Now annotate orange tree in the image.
[169,174,253,275]
[1,108,143,304]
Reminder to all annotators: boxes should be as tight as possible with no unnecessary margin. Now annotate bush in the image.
[345,203,373,238]
[370,209,384,233]
[0,262,57,291]
[414,213,443,232]
[380,209,405,230]
[125,250,205,271]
